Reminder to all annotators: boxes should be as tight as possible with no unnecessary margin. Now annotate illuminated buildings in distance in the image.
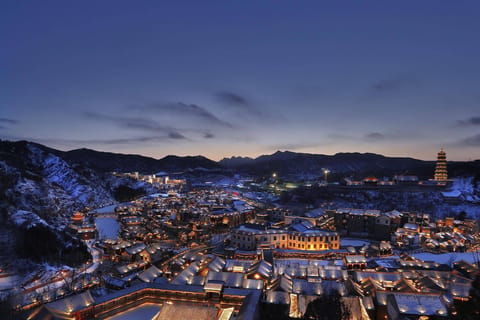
[434,148,448,181]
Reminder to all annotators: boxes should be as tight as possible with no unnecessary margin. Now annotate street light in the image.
[324,169,330,185]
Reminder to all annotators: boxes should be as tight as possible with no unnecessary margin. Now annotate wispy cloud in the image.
[0,118,19,130]
[215,91,264,116]
[133,102,233,128]
[38,136,184,145]
[0,118,19,125]
[458,134,480,146]
[365,132,386,140]
[329,131,419,143]
[0,118,19,124]
[203,132,215,139]
[456,116,480,127]
[83,112,187,139]
[269,142,324,151]
[364,131,424,142]
[368,75,419,96]
[371,76,414,92]
[216,91,250,106]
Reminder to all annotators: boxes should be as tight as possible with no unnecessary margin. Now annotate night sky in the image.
[2,1,480,161]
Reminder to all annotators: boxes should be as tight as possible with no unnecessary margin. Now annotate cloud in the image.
[203,132,215,139]
[456,116,480,126]
[167,132,186,140]
[458,134,480,146]
[365,132,386,140]
[330,131,418,142]
[216,91,250,106]
[133,102,233,128]
[327,133,352,141]
[0,118,19,125]
[269,142,323,151]
[364,131,424,141]
[35,136,185,145]
[215,91,264,116]
[84,136,182,144]
[83,112,187,139]
[370,75,416,93]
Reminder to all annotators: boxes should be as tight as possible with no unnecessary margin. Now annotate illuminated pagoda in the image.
[434,148,448,181]
[71,211,84,225]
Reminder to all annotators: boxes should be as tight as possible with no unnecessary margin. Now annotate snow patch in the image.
[412,251,480,265]
[340,238,371,247]
[11,210,48,229]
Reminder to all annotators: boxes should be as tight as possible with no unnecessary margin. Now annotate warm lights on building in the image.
[434,148,448,181]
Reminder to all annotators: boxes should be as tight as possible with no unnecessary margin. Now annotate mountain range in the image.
[2,140,479,179]
[0,139,479,269]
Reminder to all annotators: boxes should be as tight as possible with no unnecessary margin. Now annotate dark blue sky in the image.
[2,1,480,160]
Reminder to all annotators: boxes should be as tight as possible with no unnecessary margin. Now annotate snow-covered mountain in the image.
[0,141,154,229]
[1,142,112,228]
[0,140,161,272]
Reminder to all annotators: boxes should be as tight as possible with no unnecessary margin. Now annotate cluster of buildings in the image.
[230,223,339,252]
[68,190,259,287]
[24,238,480,320]
[314,208,479,253]
[343,149,451,188]
[113,171,185,186]
[394,216,478,252]
[19,176,480,320]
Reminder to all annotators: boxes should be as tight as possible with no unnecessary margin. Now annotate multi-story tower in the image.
[434,148,448,181]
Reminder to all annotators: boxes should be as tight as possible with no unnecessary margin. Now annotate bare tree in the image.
[59,268,76,293]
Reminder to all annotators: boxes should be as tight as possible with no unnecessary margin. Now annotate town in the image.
[3,2,480,319]
[4,151,477,320]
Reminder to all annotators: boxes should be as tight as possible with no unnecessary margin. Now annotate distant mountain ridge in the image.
[2,140,479,178]
[39,144,221,173]
[221,150,480,178]
[220,150,434,177]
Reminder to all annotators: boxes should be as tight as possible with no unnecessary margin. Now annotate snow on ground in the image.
[105,303,161,320]
[11,210,48,229]
[274,258,344,267]
[0,275,19,291]
[412,251,480,265]
[95,217,119,240]
[142,193,169,199]
[442,177,480,204]
[84,240,101,274]
[450,177,475,195]
[94,204,118,214]
[340,238,370,247]
[441,190,462,197]
[436,203,480,220]
[20,264,72,297]
[34,277,66,295]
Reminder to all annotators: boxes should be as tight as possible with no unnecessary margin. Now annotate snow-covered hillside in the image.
[443,177,480,203]
[291,178,480,221]
[0,142,153,229]
[1,144,112,228]
[437,177,480,220]
[0,141,162,282]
